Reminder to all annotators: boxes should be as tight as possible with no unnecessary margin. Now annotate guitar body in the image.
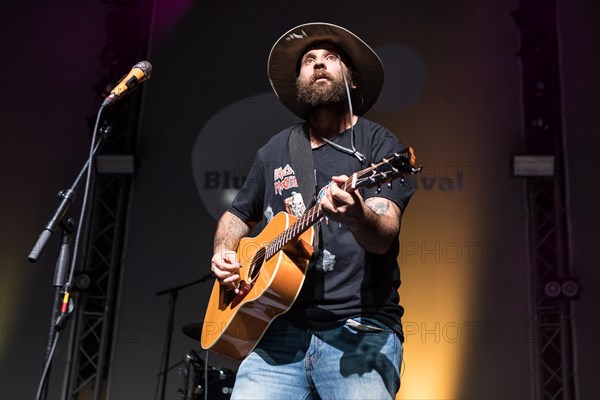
[201,211,315,360]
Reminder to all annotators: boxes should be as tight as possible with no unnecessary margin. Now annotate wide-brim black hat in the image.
[268,22,384,120]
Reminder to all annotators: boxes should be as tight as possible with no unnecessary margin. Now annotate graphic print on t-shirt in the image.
[263,204,274,222]
[273,164,299,195]
[316,249,336,272]
[284,192,306,218]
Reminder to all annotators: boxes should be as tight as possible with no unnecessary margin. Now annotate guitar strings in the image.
[260,154,410,261]
[268,164,380,253]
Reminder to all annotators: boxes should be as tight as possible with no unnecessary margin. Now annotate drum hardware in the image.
[155,273,214,399]
[178,350,236,400]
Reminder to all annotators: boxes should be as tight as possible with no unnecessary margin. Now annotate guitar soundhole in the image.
[248,249,265,282]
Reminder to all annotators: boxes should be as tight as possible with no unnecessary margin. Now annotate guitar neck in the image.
[263,147,420,260]
[264,176,358,259]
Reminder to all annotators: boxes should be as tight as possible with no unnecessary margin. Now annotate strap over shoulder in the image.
[288,123,316,209]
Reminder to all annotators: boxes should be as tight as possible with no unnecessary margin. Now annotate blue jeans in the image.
[231,317,402,400]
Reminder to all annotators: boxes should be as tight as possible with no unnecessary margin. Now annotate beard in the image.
[296,70,353,107]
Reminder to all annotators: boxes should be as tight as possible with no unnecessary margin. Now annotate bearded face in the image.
[295,44,356,108]
[296,69,353,107]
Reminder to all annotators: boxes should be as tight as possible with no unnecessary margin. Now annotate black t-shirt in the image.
[228,117,415,340]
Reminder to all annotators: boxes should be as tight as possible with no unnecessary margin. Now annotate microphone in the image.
[102,61,152,106]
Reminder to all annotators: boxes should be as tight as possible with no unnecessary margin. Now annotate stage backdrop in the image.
[109,1,600,399]
[1,1,598,400]
[112,1,532,398]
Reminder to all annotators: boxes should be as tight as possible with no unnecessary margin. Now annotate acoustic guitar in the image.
[201,147,421,360]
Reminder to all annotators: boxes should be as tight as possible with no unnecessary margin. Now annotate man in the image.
[210,23,415,399]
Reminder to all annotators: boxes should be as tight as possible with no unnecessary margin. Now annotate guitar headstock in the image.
[351,147,422,190]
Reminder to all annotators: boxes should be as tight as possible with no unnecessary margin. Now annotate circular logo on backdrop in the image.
[191,92,300,220]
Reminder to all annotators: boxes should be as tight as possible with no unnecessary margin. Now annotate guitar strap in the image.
[288,123,320,252]
[288,122,317,208]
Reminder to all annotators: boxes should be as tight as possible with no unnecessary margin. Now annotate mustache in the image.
[311,71,335,82]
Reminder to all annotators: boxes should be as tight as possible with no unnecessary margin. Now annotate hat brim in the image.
[268,22,384,120]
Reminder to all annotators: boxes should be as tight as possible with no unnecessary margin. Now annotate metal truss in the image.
[514,0,578,399]
[59,1,153,397]
[62,173,132,399]
[528,179,576,400]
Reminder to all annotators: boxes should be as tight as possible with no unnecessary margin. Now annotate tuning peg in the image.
[376,185,381,194]
[387,182,393,189]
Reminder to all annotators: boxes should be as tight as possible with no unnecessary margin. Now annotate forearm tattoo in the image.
[366,198,390,216]
[214,214,249,251]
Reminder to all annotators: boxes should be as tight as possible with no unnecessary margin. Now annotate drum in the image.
[179,351,236,400]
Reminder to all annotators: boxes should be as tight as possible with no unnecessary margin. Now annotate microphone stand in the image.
[31,125,110,400]
[30,62,151,400]
[28,129,109,263]
[37,218,73,400]
[155,272,214,400]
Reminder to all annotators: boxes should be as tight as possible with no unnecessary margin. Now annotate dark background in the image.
[1,0,598,399]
